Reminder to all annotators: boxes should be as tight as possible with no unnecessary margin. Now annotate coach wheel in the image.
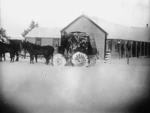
[53,54,66,66]
[72,52,88,67]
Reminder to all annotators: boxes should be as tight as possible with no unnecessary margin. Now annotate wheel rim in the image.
[72,52,88,67]
[53,54,66,66]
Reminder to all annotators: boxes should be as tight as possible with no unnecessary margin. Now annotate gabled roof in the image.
[26,27,61,38]
[61,15,150,42]
[61,15,107,34]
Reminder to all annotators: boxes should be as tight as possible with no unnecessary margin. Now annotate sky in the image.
[0,0,150,38]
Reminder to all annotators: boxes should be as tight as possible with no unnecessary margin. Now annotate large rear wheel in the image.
[72,52,88,67]
[53,54,66,66]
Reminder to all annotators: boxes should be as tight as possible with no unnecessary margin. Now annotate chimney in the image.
[146,24,148,28]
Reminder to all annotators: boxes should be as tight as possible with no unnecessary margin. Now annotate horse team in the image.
[0,39,55,65]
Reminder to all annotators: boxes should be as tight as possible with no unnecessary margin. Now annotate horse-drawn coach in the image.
[1,31,99,67]
[53,31,99,67]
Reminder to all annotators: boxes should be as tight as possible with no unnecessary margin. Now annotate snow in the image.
[0,56,150,113]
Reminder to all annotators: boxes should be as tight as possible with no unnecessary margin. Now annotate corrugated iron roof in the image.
[26,27,61,38]
[61,15,150,42]
[88,15,150,42]
[10,36,24,40]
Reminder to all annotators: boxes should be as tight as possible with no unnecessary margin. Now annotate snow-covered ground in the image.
[0,55,150,113]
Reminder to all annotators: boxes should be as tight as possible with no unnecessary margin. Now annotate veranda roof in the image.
[88,15,150,42]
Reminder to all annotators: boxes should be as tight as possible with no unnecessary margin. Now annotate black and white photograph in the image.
[0,0,150,113]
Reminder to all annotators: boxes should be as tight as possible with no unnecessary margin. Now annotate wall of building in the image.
[26,37,36,44]
[62,17,106,59]
[26,37,60,47]
[41,38,53,46]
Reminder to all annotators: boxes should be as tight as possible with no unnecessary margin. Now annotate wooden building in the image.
[25,27,61,47]
[61,15,150,59]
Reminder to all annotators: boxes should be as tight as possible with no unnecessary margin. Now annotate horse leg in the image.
[30,55,31,63]
[11,55,15,62]
[10,52,12,62]
[24,49,26,59]
[43,55,47,64]
[35,55,38,63]
[32,56,34,64]
[3,53,6,61]
[10,52,14,62]
[49,54,53,65]
[44,55,49,65]
[16,51,19,61]
[48,56,50,65]
[10,57,12,62]
[50,55,53,65]
[30,55,34,64]
[30,55,32,64]
[13,52,15,62]
[47,58,49,65]
[45,56,49,65]
[0,54,2,62]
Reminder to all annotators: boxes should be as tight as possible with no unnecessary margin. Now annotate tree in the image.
[22,28,31,37]
[22,20,39,37]
[30,21,39,30]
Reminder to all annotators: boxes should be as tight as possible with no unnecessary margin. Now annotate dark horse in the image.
[9,39,22,61]
[0,41,16,62]
[22,41,54,64]
[0,39,22,61]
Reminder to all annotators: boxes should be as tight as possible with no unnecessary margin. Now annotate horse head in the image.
[22,41,31,50]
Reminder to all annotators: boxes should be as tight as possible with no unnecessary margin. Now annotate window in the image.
[35,38,41,45]
[53,39,59,47]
